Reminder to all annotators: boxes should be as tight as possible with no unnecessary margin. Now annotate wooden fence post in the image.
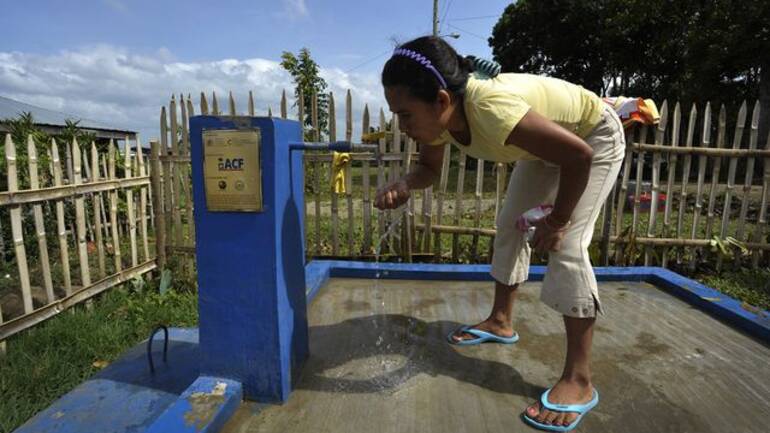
[150,140,166,270]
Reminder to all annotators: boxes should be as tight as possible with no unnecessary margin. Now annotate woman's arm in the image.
[375,142,445,209]
[505,110,594,226]
[404,142,445,190]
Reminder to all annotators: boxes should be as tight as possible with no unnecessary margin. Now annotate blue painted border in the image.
[144,377,242,433]
[305,260,770,342]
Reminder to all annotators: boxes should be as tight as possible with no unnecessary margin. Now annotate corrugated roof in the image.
[0,95,135,134]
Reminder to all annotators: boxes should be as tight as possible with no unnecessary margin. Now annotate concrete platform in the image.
[222,278,770,433]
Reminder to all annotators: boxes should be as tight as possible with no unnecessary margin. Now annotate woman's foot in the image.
[449,318,515,343]
[525,377,594,427]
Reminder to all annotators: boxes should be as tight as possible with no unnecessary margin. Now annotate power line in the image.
[449,15,499,22]
[343,26,437,73]
[344,48,393,73]
[439,0,455,34]
[446,23,489,41]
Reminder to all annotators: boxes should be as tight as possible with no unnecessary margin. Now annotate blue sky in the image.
[0,0,512,140]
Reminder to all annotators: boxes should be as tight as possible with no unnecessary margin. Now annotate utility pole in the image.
[433,0,439,36]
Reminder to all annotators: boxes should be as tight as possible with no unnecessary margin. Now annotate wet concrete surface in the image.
[222,278,770,433]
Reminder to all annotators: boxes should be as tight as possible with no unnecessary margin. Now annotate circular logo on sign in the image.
[218,180,227,190]
[235,180,245,191]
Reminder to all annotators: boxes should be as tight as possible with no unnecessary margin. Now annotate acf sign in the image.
[202,129,262,212]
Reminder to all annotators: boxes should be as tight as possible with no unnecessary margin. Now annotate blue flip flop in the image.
[446,325,520,346]
[522,387,599,432]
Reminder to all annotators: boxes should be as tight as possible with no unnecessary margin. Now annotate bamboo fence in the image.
[0,134,155,345]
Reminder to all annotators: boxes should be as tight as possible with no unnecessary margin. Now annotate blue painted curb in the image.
[144,376,242,433]
[305,260,770,342]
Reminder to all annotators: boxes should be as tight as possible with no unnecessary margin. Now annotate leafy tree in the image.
[280,48,330,141]
[489,0,770,146]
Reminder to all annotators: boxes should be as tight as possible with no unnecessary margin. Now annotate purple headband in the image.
[391,48,448,89]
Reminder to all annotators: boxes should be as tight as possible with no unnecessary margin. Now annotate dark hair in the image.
[382,36,475,103]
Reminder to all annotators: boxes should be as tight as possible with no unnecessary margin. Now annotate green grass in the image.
[0,278,197,433]
[697,269,770,311]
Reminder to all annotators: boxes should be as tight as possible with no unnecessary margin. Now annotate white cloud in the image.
[284,0,309,18]
[103,0,128,14]
[0,45,388,144]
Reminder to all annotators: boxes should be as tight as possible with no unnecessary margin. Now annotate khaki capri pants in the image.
[490,105,626,318]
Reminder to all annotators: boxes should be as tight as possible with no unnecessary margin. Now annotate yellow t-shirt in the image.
[429,73,603,162]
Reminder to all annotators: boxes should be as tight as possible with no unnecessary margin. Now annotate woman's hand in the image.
[375,179,411,210]
[531,215,570,254]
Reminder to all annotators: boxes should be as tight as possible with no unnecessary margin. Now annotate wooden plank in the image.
[402,135,414,262]
[150,140,167,269]
[26,135,55,303]
[298,89,308,256]
[717,101,747,271]
[144,152,155,231]
[72,139,91,288]
[161,106,173,259]
[124,137,138,267]
[312,92,321,255]
[0,261,156,342]
[200,92,209,115]
[630,143,770,157]
[212,91,220,115]
[304,152,413,163]
[100,156,110,244]
[433,144,451,259]
[329,92,339,255]
[632,126,647,236]
[690,103,712,270]
[81,146,96,244]
[420,182,433,253]
[377,108,387,252]
[169,97,183,249]
[91,142,106,278]
[65,140,74,185]
[737,101,761,243]
[751,118,770,267]
[0,212,5,265]
[610,236,770,250]
[391,113,402,256]
[5,134,33,313]
[361,105,372,254]
[452,149,467,261]
[645,101,668,265]
[186,94,195,117]
[661,102,681,268]
[676,104,698,263]
[705,105,727,240]
[50,139,72,295]
[135,137,150,263]
[416,223,495,237]
[345,90,355,256]
[180,95,194,248]
[736,101,760,269]
[0,177,150,206]
[471,159,485,259]
[108,140,122,272]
